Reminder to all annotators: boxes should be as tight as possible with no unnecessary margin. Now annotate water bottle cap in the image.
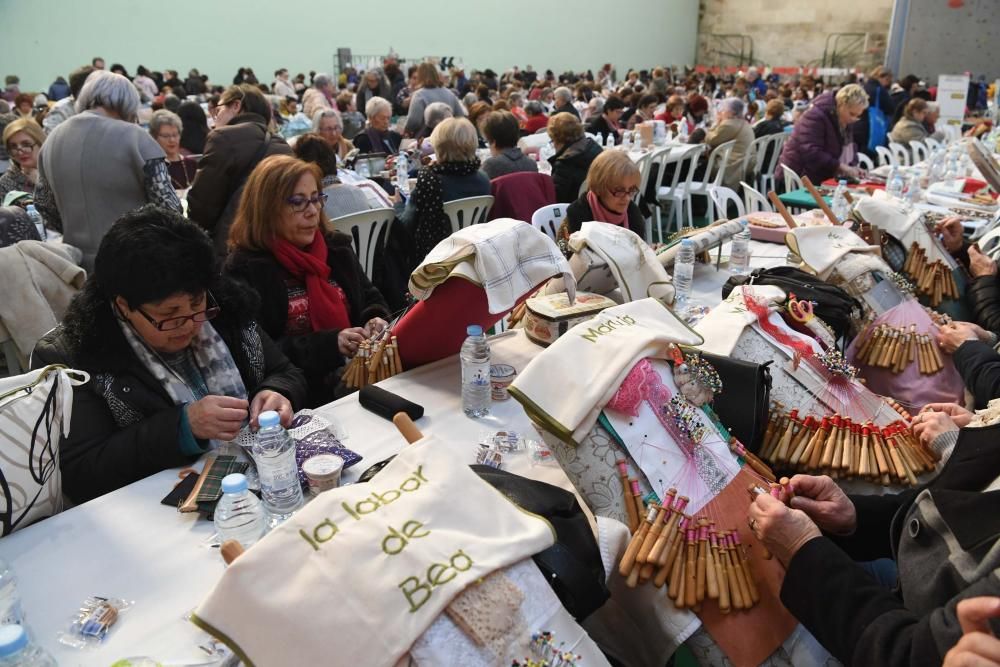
[0,625,27,657]
[681,239,694,246]
[221,473,249,494]
[25,204,36,213]
[258,410,280,428]
[838,179,847,185]
[466,325,483,336]
[739,219,749,228]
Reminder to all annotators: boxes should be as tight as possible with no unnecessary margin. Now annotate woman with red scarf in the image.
[559,150,646,245]
[225,155,389,406]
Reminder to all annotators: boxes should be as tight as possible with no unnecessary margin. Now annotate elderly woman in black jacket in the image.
[747,420,1000,667]
[31,206,306,504]
[225,155,390,406]
[547,112,603,203]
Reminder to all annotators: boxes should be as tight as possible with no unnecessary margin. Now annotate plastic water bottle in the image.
[24,205,44,241]
[886,167,905,200]
[395,151,409,197]
[0,625,55,666]
[0,562,22,628]
[673,239,696,307]
[830,179,849,221]
[905,174,922,210]
[729,221,751,275]
[460,325,491,418]
[213,473,266,549]
[677,119,689,143]
[356,159,370,179]
[605,132,615,149]
[252,411,304,524]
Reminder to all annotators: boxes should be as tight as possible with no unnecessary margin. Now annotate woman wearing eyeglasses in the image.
[31,205,307,503]
[187,84,292,260]
[225,155,390,406]
[559,150,646,244]
[0,118,43,202]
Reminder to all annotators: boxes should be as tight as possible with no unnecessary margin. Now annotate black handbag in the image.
[722,266,862,340]
[699,352,772,454]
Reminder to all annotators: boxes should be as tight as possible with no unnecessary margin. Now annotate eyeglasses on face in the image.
[8,142,37,154]
[136,292,221,331]
[609,186,640,198]
[286,193,329,212]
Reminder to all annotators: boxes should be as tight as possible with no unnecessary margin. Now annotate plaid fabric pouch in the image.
[179,455,249,516]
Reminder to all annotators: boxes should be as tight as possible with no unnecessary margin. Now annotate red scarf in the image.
[272,232,351,332]
[587,190,628,227]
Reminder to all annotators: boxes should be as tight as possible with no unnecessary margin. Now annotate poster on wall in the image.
[937,74,970,127]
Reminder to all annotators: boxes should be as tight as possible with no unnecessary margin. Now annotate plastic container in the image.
[0,561,22,628]
[302,454,344,496]
[24,205,44,241]
[0,624,55,666]
[729,220,751,275]
[396,151,409,197]
[213,473,266,549]
[252,412,305,524]
[460,325,491,417]
[673,239,696,306]
[886,167,905,200]
[830,179,849,222]
[490,364,517,401]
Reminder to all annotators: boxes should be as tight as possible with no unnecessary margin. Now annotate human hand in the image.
[920,402,974,427]
[937,322,982,354]
[970,245,998,278]
[186,395,249,441]
[249,390,293,429]
[338,327,367,356]
[943,597,1000,666]
[838,164,861,180]
[747,493,823,566]
[787,474,857,536]
[935,216,966,254]
[911,410,960,447]
[363,317,389,338]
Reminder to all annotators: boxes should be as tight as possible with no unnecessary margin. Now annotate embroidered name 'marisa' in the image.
[580,314,638,343]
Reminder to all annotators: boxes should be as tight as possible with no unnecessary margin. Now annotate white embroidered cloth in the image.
[409,218,574,314]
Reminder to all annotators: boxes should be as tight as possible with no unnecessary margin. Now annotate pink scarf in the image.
[587,190,629,227]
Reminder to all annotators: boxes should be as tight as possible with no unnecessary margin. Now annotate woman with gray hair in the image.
[551,86,580,119]
[149,109,197,191]
[34,70,181,269]
[699,96,755,191]
[302,73,336,118]
[780,83,868,184]
[353,96,402,154]
[356,69,392,119]
[312,109,353,163]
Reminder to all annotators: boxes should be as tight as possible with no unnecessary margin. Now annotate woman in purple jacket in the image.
[779,84,868,185]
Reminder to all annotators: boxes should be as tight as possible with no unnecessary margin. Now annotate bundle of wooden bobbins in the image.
[617,489,761,614]
[343,332,402,389]
[853,323,944,375]
[904,243,959,307]
[759,404,938,486]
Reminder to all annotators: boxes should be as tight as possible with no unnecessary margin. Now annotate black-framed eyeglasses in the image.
[609,186,640,198]
[136,292,221,331]
[286,193,328,212]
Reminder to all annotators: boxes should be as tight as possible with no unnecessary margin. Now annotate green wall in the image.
[1,0,699,92]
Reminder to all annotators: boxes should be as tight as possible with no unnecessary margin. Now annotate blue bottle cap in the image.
[258,411,280,428]
[681,238,694,246]
[466,325,483,336]
[0,625,27,658]
[221,473,249,495]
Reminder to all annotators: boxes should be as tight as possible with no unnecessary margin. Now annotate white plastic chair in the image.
[443,195,494,235]
[978,226,1000,260]
[530,203,569,242]
[875,145,896,168]
[857,153,875,172]
[748,133,785,194]
[889,142,911,167]
[632,150,656,243]
[740,181,772,213]
[781,164,804,193]
[709,186,746,221]
[909,140,929,164]
[924,137,943,152]
[655,144,707,238]
[328,207,395,281]
[675,139,737,227]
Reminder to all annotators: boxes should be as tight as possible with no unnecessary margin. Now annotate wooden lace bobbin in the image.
[856,325,880,365]
[877,329,899,367]
[927,334,944,371]
[761,404,782,458]
[838,418,854,472]
[819,415,842,470]
[703,522,720,601]
[889,330,908,370]
[649,495,689,566]
[868,327,891,367]
[915,336,929,374]
[711,528,732,613]
[762,405,789,460]
[884,429,912,485]
[803,417,831,471]
[695,520,709,602]
[731,531,761,605]
[903,242,919,275]
[772,410,798,464]
[654,515,687,588]
[870,427,893,485]
[659,503,692,571]
[788,416,817,466]
[664,517,690,597]
[892,333,912,373]
[831,417,849,473]
[849,423,863,476]
[724,532,751,610]
[620,504,658,579]
[631,478,646,522]
[730,438,776,482]
[858,426,872,478]
[638,490,675,563]
[684,528,699,608]
[617,459,639,533]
